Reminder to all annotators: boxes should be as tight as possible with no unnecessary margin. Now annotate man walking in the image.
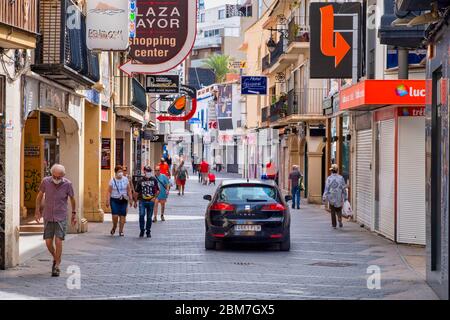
[154,165,171,223]
[34,164,77,277]
[134,166,160,238]
[323,164,348,229]
[288,165,303,210]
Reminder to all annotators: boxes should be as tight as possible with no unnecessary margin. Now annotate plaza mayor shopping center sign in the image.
[125,0,197,74]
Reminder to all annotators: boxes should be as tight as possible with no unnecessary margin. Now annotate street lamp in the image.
[266,28,288,53]
[266,35,277,53]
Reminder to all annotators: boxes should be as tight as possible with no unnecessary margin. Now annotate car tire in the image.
[280,234,291,251]
[205,236,216,250]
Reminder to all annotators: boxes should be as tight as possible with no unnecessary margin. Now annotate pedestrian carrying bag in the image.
[177,168,187,180]
[113,179,128,204]
[342,200,353,218]
[298,175,305,191]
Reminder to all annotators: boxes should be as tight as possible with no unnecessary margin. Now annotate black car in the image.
[203,180,292,251]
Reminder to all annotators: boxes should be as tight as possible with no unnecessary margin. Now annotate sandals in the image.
[51,263,60,277]
[119,232,124,237]
[153,217,157,223]
[161,215,165,222]
[110,228,116,235]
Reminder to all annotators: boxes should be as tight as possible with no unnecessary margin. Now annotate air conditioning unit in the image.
[39,112,56,137]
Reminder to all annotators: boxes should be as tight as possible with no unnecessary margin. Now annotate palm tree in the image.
[203,54,230,83]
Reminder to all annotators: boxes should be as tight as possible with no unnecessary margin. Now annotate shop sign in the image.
[241,76,268,95]
[398,107,425,117]
[121,0,197,75]
[310,2,361,79]
[340,80,426,111]
[86,0,130,51]
[24,146,40,157]
[145,75,180,94]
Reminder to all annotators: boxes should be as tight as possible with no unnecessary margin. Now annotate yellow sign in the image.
[228,61,247,69]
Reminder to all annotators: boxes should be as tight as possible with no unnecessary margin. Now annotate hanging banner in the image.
[86,0,130,51]
[120,0,197,75]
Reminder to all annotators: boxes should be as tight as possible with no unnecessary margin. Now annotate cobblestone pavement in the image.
[0,173,439,300]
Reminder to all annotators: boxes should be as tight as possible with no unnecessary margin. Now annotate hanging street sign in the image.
[145,75,180,94]
[86,0,130,51]
[157,85,198,122]
[310,2,361,79]
[241,76,268,95]
[120,0,198,76]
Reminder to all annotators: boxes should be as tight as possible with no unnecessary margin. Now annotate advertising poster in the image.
[217,85,233,131]
[101,138,111,170]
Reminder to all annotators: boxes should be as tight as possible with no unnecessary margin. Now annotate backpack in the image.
[177,168,187,180]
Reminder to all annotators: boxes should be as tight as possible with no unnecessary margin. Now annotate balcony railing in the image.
[269,99,286,123]
[0,0,38,34]
[286,88,327,116]
[262,38,285,72]
[287,15,310,45]
[32,0,100,89]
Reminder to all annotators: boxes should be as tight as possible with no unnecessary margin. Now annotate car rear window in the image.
[217,185,279,202]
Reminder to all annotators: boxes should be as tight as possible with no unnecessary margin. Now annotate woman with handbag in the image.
[106,166,134,237]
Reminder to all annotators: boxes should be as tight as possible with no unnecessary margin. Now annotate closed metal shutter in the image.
[378,119,395,240]
[356,129,373,229]
[397,117,426,245]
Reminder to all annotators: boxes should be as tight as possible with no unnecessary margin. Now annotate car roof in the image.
[220,179,277,187]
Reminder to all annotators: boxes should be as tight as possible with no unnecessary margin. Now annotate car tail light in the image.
[210,202,235,211]
[270,234,283,239]
[261,203,285,211]
[212,233,225,238]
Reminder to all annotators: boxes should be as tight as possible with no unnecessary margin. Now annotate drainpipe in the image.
[398,48,409,80]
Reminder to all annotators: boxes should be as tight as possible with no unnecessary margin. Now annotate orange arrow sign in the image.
[320,5,351,67]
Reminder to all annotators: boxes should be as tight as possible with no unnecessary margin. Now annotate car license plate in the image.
[235,225,261,232]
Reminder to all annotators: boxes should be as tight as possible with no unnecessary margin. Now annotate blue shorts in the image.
[110,198,128,216]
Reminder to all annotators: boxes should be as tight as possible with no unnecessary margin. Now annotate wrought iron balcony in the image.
[285,88,328,117]
[287,16,310,45]
[32,0,100,89]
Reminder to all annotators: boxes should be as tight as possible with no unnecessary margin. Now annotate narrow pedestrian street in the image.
[0,173,438,300]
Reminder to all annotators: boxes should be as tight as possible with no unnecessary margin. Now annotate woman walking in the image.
[322,164,348,229]
[106,166,134,237]
[175,161,189,196]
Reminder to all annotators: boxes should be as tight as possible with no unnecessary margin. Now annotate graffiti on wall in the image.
[24,169,41,202]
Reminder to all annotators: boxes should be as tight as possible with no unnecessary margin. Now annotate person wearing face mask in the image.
[106,166,134,237]
[134,166,160,238]
[34,164,77,277]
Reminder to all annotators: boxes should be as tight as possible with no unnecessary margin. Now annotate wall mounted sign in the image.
[120,0,197,75]
[241,76,268,95]
[157,85,197,122]
[101,138,111,170]
[310,2,361,79]
[86,0,130,51]
[340,80,426,111]
[145,75,180,94]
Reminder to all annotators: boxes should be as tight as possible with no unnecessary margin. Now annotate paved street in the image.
[0,173,438,300]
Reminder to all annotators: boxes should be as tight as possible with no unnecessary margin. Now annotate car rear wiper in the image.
[246,199,268,202]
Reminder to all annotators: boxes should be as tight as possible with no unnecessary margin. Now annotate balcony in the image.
[269,99,286,123]
[286,16,310,55]
[31,0,100,90]
[262,38,297,75]
[271,89,327,124]
[0,0,38,48]
[193,36,223,50]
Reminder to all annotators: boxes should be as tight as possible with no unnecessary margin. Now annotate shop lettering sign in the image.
[120,0,197,75]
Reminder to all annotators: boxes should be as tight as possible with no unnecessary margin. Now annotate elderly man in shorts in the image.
[35,164,77,277]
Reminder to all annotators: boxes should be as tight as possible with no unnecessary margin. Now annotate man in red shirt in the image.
[159,158,171,178]
[200,159,209,185]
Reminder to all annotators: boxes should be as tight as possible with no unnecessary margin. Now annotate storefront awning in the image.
[339,80,427,111]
